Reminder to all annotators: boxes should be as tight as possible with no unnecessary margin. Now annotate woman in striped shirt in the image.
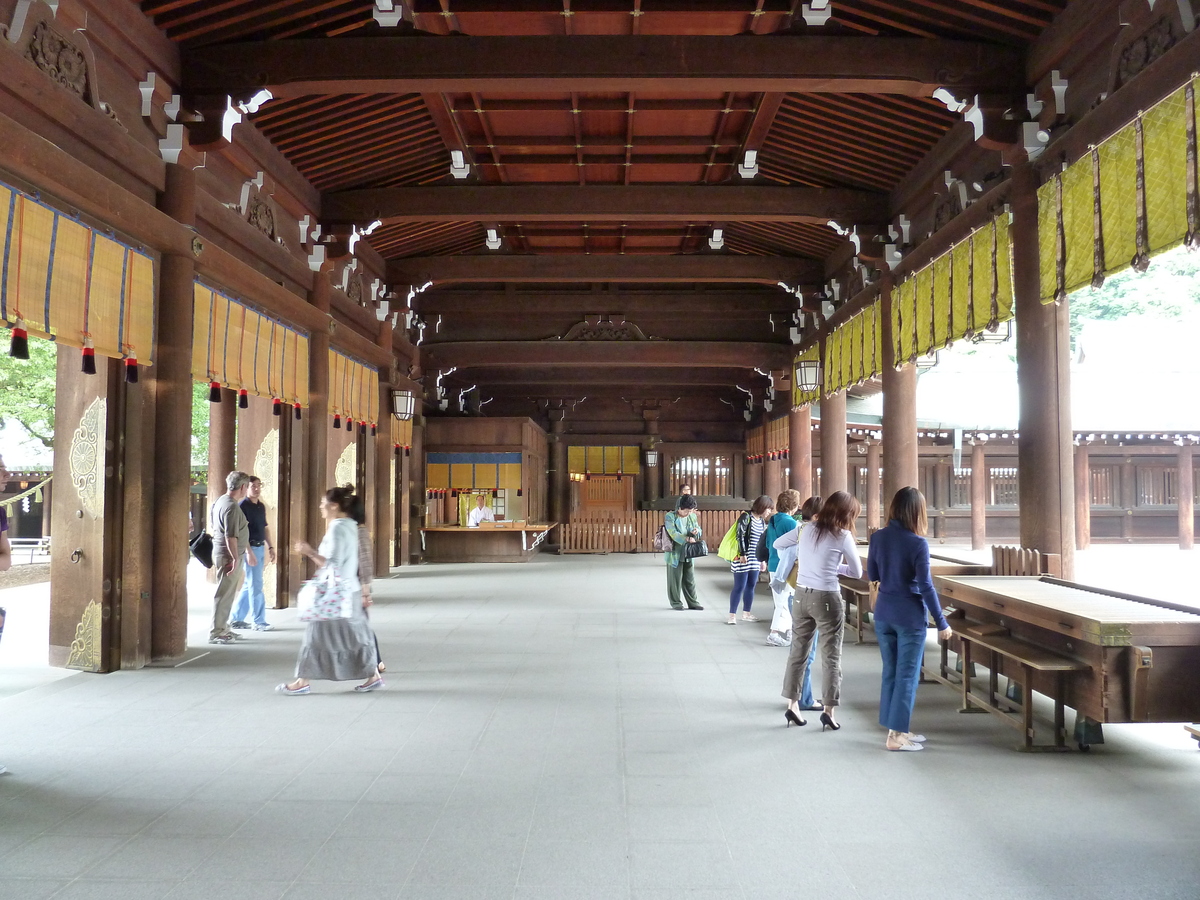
[727,495,773,625]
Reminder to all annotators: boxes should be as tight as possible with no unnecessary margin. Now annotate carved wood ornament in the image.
[3,0,123,128]
[555,316,654,341]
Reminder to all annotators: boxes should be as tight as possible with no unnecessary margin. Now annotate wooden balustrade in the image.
[560,509,740,554]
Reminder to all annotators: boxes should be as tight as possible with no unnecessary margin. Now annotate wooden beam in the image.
[445,366,774,386]
[389,254,822,286]
[182,35,1024,98]
[416,289,797,315]
[421,340,792,370]
[324,185,887,227]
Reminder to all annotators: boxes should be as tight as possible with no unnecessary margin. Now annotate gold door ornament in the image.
[68,397,106,519]
[335,443,356,490]
[65,599,102,671]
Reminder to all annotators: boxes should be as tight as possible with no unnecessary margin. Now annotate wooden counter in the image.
[421,523,557,563]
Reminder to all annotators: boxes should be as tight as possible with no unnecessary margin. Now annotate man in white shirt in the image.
[467,493,496,527]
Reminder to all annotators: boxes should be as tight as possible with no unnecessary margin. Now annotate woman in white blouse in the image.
[277,486,383,694]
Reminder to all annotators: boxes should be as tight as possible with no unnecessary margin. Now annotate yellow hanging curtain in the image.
[192,283,309,407]
[931,253,952,349]
[822,299,883,396]
[793,344,820,407]
[394,417,413,449]
[893,277,915,365]
[912,265,934,360]
[328,348,380,429]
[1039,77,1199,300]
[0,180,155,364]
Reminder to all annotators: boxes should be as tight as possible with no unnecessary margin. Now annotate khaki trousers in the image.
[781,587,845,708]
[211,559,246,639]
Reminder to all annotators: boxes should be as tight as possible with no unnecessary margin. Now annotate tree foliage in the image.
[0,338,57,447]
[1069,247,1200,341]
[191,380,210,467]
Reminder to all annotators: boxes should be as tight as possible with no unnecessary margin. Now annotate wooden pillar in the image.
[549,414,567,523]
[40,479,52,537]
[866,440,881,530]
[1178,443,1195,550]
[409,415,426,562]
[733,450,744,500]
[374,334,394,576]
[207,389,236,518]
[970,440,987,551]
[152,161,197,663]
[306,270,331,546]
[764,454,782,501]
[1120,456,1135,542]
[820,392,847,496]
[1074,441,1091,551]
[881,278,919,509]
[788,405,812,499]
[1012,164,1075,578]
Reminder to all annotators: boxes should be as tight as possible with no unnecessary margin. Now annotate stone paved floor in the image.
[2,553,1199,900]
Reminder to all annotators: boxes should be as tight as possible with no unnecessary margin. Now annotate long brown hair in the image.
[799,495,822,522]
[813,490,860,540]
[888,486,928,535]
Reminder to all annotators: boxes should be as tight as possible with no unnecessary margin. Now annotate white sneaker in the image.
[252,623,274,632]
[765,632,788,647]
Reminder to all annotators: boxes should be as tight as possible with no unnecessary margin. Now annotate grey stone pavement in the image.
[2,552,1200,900]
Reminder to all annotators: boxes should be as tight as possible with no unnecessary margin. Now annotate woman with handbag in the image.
[276,486,383,695]
[664,494,705,610]
[727,495,772,625]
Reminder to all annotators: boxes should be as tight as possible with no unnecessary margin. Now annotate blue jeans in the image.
[798,630,818,708]
[232,544,267,626]
[729,569,757,614]
[877,620,926,733]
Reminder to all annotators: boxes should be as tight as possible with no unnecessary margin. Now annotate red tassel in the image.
[371,423,377,436]
[81,345,97,375]
[404,445,410,457]
[333,414,341,429]
[209,382,222,402]
[293,403,302,420]
[360,420,367,435]
[124,357,139,383]
[394,443,401,457]
[9,322,29,359]
[238,389,248,409]
[272,399,282,416]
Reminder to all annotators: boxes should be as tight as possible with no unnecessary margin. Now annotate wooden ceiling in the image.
[140,0,1067,422]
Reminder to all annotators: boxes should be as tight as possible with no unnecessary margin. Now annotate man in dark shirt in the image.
[230,476,276,632]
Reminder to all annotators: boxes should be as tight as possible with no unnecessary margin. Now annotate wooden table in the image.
[838,553,989,644]
[421,523,557,563]
[933,575,1200,750]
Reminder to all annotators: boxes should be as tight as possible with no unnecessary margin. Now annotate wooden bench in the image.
[8,537,49,563]
[1185,725,1200,749]
[991,545,1062,577]
[946,618,1089,751]
[839,578,875,645]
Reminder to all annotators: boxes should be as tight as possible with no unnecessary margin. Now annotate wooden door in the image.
[49,357,127,671]
[577,475,635,517]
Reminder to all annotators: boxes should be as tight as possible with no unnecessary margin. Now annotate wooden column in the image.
[1120,456,1135,542]
[970,440,987,551]
[306,270,331,546]
[788,405,812,499]
[409,415,426,562]
[764,454,782,501]
[207,389,236,517]
[1012,164,1075,578]
[152,161,197,664]
[880,279,918,508]
[374,332,394,576]
[1179,443,1195,550]
[1074,441,1091,550]
[549,414,567,523]
[866,440,881,530]
[820,391,847,496]
[746,457,763,500]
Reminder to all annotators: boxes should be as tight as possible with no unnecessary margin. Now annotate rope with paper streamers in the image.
[0,475,52,515]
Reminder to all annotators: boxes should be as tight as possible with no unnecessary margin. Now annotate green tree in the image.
[191,380,210,467]
[0,338,57,447]
[1069,247,1200,342]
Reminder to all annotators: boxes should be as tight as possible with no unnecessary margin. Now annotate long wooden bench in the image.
[946,618,1089,751]
[1186,725,1200,749]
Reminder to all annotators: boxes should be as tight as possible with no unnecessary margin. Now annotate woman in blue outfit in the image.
[727,495,772,625]
[867,487,953,751]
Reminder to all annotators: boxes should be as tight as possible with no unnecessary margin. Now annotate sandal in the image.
[275,681,310,695]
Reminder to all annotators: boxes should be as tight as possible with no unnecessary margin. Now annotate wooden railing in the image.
[991,545,1062,577]
[560,509,740,554]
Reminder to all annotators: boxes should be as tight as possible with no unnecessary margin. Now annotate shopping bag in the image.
[297,564,353,621]
[716,521,740,561]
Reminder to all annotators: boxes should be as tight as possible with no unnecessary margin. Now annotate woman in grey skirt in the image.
[276,486,384,695]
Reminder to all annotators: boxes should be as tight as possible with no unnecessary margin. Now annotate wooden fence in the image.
[560,509,740,554]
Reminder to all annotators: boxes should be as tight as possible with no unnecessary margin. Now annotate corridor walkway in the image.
[2,554,1199,899]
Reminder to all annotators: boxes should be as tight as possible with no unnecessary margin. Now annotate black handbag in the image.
[189,530,214,568]
[681,539,708,561]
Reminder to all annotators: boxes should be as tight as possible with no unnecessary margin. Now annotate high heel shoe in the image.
[784,709,806,728]
[819,712,840,731]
